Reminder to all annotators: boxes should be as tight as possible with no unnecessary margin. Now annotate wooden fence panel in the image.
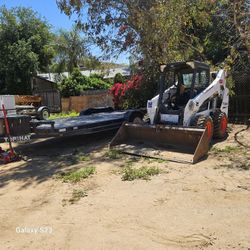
[61,98,70,112]
[61,90,114,113]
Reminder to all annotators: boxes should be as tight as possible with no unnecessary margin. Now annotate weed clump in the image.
[211,145,240,154]
[69,189,88,204]
[78,154,91,162]
[60,166,95,183]
[105,149,121,159]
[122,166,160,181]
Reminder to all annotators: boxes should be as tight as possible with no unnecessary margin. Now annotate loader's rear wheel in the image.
[193,115,214,141]
[212,111,228,139]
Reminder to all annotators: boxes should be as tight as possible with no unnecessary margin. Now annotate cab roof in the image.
[163,61,210,72]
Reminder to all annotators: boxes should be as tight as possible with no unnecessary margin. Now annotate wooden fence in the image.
[62,90,113,113]
[229,72,250,124]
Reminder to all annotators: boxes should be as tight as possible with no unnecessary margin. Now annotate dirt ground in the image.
[0,124,249,250]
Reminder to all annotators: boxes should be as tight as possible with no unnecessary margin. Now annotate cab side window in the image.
[194,70,209,89]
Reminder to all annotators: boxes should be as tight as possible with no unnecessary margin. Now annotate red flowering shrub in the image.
[110,83,126,109]
[110,75,143,109]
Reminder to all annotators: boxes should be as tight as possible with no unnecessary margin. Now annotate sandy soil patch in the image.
[0,125,249,249]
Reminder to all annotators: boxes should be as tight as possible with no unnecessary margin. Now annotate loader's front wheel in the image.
[132,116,143,124]
[128,112,143,124]
[212,111,228,139]
[192,115,214,141]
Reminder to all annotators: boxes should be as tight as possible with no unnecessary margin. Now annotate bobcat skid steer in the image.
[110,61,229,163]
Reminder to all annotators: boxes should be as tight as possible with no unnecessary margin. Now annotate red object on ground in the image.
[2,104,14,155]
[0,105,20,164]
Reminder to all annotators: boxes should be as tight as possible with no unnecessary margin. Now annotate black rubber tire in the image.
[212,110,228,139]
[128,112,143,124]
[192,115,214,140]
[38,108,50,120]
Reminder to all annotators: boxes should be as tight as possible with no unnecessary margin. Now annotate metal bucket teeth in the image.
[109,122,210,164]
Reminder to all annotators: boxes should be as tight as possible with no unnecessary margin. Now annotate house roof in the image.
[38,67,131,82]
[33,75,57,84]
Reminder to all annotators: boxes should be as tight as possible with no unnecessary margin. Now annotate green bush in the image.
[114,73,125,84]
[82,77,111,91]
[89,73,104,79]
[59,68,112,97]
[103,78,113,85]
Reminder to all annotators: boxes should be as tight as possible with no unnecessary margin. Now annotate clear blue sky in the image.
[1,0,129,64]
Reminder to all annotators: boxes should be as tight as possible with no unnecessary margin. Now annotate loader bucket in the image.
[109,122,210,164]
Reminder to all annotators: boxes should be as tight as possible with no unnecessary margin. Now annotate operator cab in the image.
[158,61,210,124]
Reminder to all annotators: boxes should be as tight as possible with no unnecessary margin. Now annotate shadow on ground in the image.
[0,131,116,189]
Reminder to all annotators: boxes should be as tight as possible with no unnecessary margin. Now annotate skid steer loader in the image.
[110,61,229,163]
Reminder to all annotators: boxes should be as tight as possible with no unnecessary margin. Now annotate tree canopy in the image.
[0,7,54,94]
[57,0,211,63]
[57,0,249,71]
[56,0,249,108]
[52,25,89,73]
[0,1,248,97]
[220,0,250,71]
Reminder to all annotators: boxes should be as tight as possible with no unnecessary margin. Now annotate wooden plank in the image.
[15,95,42,105]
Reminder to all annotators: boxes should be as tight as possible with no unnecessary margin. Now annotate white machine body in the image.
[147,69,229,126]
